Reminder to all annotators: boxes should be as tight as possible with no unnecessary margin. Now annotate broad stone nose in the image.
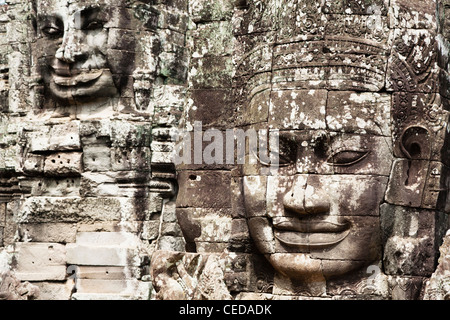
[303,178,330,214]
[55,30,88,64]
[283,175,330,215]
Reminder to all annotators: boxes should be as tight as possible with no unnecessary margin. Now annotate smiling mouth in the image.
[52,69,104,87]
[273,217,351,249]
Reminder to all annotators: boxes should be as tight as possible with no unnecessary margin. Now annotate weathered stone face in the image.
[234,0,450,292]
[0,0,187,300]
[34,0,128,107]
[1,0,450,301]
[243,122,392,280]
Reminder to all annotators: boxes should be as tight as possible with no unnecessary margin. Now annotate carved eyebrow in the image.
[78,6,108,22]
[79,6,101,19]
[37,14,62,23]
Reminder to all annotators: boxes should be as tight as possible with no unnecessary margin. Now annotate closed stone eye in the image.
[276,138,297,167]
[83,20,104,30]
[327,150,370,166]
[42,25,63,37]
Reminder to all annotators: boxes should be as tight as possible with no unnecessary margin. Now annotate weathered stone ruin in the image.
[0,0,449,300]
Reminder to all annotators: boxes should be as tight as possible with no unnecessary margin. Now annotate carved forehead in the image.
[250,89,391,136]
[35,0,121,15]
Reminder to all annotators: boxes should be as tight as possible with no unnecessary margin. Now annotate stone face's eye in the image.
[42,24,63,37]
[83,20,104,30]
[327,150,370,166]
[276,137,297,167]
[254,135,297,167]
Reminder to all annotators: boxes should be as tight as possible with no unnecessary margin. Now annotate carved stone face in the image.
[35,0,126,106]
[237,0,450,286]
[242,90,394,281]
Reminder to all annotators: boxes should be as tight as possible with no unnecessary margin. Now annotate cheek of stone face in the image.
[314,175,389,217]
[247,217,275,254]
[243,176,268,218]
[84,33,109,65]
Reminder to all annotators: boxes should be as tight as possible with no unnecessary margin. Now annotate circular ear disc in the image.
[400,126,431,160]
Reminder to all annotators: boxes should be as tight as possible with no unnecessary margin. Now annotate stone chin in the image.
[267,253,368,281]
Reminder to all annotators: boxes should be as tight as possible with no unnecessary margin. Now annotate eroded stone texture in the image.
[0,0,187,300]
[150,250,232,300]
[0,271,39,300]
[173,0,450,301]
[423,232,450,299]
[1,0,450,301]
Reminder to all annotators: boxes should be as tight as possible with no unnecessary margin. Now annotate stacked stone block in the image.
[0,0,188,300]
[0,0,449,301]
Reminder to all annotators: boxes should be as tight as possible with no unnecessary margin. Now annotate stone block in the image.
[242,176,267,217]
[14,242,67,281]
[34,281,74,300]
[22,154,45,175]
[247,217,275,254]
[107,28,136,51]
[237,88,270,126]
[75,232,140,247]
[380,204,448,276]
[195,241,228,253]
[48,122,81,151]
[161,222,183,237]
[189,0,233,22]
[18,223,77,243]
[157,236,186,251]
[191,21,233,56]
[83,145,111,172]
[385,159,428,208]
[327,91,391,136]
[19,197,125,223]
[75,266,127,280]
[75,279,149,297]
[27,127,51,153]
[177,170,231,208]
[422,162,450,210]
[269,90,327,130]
[111,147,150,171]
[194,216,232,242]
[141,221,160,241]
[44,152,83,176]
[189,55,233,89]
[66,245,134,267]
[30,177,80,197]
[0,202,5,226]
[188,89,234,128]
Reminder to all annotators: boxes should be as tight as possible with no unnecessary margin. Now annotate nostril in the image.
[283,192,307,215]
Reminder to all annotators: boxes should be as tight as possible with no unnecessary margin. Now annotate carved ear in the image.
[399,126,431,160]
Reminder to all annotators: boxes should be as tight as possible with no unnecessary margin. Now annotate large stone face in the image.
[0,0,449,301]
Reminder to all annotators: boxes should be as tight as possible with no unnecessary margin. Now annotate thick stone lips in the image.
[52,69,104,86]
[273,217,351,249]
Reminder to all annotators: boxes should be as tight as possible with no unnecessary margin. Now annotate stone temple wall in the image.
[0,0,449,300]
